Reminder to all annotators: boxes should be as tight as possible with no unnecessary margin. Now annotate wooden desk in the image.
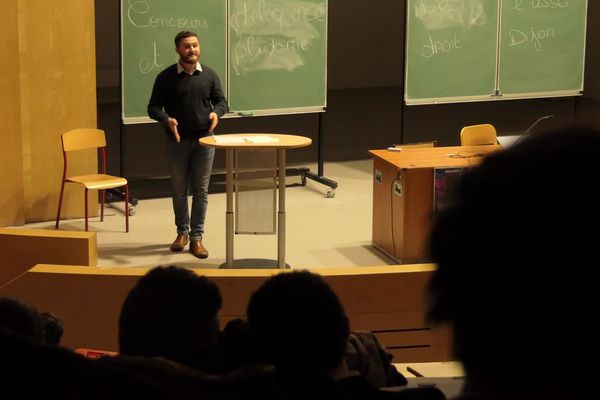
[200,134,311,268]
[369,145,501,263]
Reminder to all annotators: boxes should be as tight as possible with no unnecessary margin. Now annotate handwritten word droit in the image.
[421,34,463,58]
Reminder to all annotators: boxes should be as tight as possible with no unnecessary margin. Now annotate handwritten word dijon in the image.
[421,34,463,58]
[508,27,556,51]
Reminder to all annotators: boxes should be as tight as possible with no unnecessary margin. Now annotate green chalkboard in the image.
[405,0,499,104]
[121,0,227,123]
[228,0,327,114]
[121,0,327,122]
[405,0,587,105]
[499,0,587,97]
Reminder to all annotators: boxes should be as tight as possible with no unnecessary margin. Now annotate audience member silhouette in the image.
[0,296,44,342]
[41,311,64,346]
[115,265,287,399]
[0,328,172,399]
[247,270,445,400]
[427,126,600,400]
[118,265,224,373]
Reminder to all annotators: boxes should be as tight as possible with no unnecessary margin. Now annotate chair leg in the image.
[85,188,89,232]
[55,180,66,229]
[124,185,130,233]
[100,189,105,222]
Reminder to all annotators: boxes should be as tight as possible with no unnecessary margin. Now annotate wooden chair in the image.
[460,124,498,146]
[55,129,129,232]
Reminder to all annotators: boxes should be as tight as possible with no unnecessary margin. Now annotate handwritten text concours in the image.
[126,0,213,74]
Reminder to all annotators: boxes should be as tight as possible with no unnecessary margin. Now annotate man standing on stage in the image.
[148,31,228,258]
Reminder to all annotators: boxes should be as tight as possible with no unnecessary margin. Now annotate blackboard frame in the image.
[404,0,587,106]
[120,0,327,124]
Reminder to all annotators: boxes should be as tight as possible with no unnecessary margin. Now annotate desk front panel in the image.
[393,168,434,263]
[370,145,499,263]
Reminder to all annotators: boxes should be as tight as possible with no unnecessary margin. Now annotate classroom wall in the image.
[95,1,600,199]
[0,0,99,226]
[0,1,24,226]
[4,1,597,213]
[579,1,600,129]
[584,1,600,101]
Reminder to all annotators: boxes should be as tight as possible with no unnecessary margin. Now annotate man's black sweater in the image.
[148,63,228,141]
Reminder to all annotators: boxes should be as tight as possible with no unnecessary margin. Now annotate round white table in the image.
[200,133,312,268]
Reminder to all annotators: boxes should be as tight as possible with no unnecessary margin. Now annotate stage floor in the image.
[24,159,396,270]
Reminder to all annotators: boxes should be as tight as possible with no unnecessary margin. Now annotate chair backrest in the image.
[460,124,497,146]
[62,129,106,152]
[394,140,436,149]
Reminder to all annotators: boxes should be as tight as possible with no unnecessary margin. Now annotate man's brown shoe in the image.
[190,240,208,259]
[170,234,189,252]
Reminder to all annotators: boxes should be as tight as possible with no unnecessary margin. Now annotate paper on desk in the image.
[214,136,245,144]
[214,135,279,144]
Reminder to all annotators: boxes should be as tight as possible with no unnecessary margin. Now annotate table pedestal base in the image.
[218,258,291,269]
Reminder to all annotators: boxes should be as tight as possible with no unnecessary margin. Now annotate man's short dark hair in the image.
[0,297,44,342]
[247,270,349,370]
[119,265,222,369]
[174,31,199,46]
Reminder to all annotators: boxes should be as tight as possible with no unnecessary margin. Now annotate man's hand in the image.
[167,118,180,143]
[209,112,219,132]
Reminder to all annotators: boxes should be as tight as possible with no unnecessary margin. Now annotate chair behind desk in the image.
[460,124,497,146]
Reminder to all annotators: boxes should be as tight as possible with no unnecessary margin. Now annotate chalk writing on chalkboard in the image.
[126,0,210,30]
[405,0,586,104]
[412,0,488,59]
[126,0,215,74]
[230,0,326,75]
[504,0,569,52]
[413,0,487,31]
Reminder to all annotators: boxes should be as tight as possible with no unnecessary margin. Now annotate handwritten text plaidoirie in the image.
[230,0,326,75]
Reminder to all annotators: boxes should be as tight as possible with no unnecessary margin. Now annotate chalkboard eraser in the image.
[239,112,254,117]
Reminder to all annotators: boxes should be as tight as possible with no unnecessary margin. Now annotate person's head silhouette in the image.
[247,270,350,372]
[428,126,600,399]
[119,265,223,372]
